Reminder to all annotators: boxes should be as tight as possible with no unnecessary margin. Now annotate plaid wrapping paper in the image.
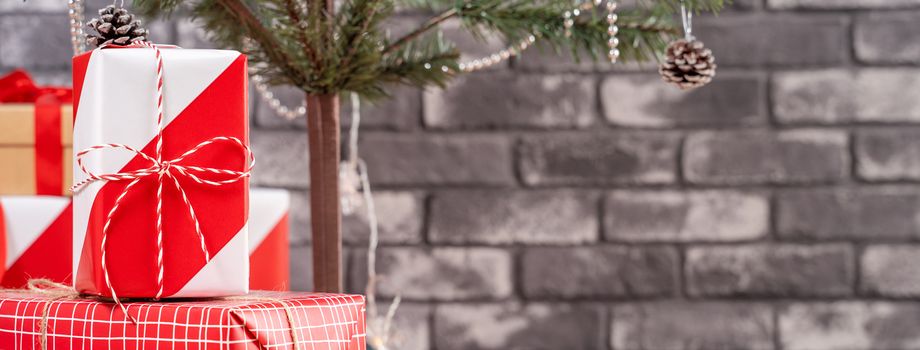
[0,291,366,349]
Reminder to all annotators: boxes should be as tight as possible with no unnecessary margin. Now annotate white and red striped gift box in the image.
[72,47,250,299]
[0,189,291,292]
[249,188,290,291]
[0,291,366,350]
[0,196,71,288]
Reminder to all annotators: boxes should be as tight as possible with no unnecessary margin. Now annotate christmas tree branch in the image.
[202,0,308,86]
[137,0,720,98]
[383,8,457,55]
[281,0,319,68]
[380,32,458,88]
[338,0,388,72]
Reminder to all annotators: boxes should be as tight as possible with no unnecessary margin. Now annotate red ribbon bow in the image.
[0,69,72,104]
[71,42,254,322]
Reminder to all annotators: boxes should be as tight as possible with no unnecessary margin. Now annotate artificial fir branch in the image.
[380,32,459,89]
[136,0,723,98]
[382,8,456,55]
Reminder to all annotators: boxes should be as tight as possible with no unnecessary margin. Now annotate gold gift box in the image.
[0,103,73,195]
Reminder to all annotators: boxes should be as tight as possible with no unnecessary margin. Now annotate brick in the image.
[369,303,431,350]
[257,85,422,131]
[779,302,920,350]
[774,69,920,124]
[288,190,311,245]
[601,74,764,127]
[611,302,774,350]
[429,190,598,245]
[252,84,308,129]
[440,18,507,71]
[514,44,657,73]
[424,73,595,129]
[343,85,422,130]
[346,247,367,293]
[518,132,679,186]
[434,303,605,350]
[18,69,71,86]
[291,246,357,293]
[861,246,920,297]
[686,244,854,297]
[856,12,920,64]
[361,133,515,186]
[363,247,513,301]
[777,188,920,240]
[727,0,763,10]
[289,244,313,291]
[684,130,848,185]
[521,246,678,299]
[856,129,920,181]
[176,17,216,49]
[250,129,309,188]
[604,190,768,242]
[694,14,848,66]
[342,191,424,245]
[289,191,424,245]
[0,0,65,11]
[0,14,72,69]
[769,0,920,9]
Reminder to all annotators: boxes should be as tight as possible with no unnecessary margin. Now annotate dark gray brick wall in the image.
[6,0,920,348]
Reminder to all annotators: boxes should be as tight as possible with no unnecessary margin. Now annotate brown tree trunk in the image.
[307,93,342,293]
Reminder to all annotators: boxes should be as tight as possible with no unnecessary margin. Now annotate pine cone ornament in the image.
[659,38,716,90]
[85,5,149,47]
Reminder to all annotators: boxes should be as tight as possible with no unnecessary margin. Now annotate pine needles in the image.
[134,0,724,99]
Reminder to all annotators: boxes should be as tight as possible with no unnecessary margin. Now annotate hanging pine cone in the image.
[85,5,149,48]
[659,38,716,90]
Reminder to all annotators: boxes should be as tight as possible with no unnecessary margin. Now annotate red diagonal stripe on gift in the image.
[72,53,91,124]
[75,54,249,298]
[2,202,72,288]
[250,213,290,291]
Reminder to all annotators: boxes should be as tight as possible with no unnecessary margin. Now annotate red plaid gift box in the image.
[0,291,366,350]
[72,45,251,299]
[0,196,71,288]
[250,188,290,291]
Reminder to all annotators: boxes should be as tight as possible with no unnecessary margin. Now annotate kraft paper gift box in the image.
[0,70,74,196]
[250,188,291,291]
[0,291,367,350]
[0,196,72,288]
[72,45,251,299]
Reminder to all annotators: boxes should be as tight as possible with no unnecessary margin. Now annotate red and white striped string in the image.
[71,41,255,322]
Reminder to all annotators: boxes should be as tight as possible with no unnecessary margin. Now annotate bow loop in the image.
[0,69,72,103]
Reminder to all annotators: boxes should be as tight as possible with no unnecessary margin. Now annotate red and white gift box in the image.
[0,291,366,350]
[250,188,291,291]
[0,196,71,288]
[72,47,251,299]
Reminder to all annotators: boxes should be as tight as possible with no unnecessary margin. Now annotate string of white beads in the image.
[68,0,86,55]
[455,34,536,73]
[606,1,620,63]
[251,74,308,120]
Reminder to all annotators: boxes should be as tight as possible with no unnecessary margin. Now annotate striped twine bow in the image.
[71,41,254,322]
